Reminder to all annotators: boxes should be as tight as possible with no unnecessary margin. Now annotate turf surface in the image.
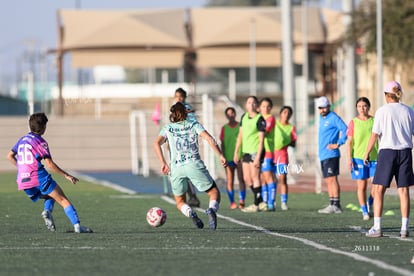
[0,172,413,276]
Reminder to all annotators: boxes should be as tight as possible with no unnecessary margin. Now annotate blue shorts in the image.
[227,161,237,168]
[373,149,414,188]
[320,157,340,178]
[24,178,57,202]
[274,163,288,175]
[261,158,275,172]
[351,158,376,180]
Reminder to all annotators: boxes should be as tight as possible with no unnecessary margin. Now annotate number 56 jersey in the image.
[11,132,52,190]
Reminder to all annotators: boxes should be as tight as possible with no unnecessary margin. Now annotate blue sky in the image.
[0,0,341,85]
[0,1,206,67]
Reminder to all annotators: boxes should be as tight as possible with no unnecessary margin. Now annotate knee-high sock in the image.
[44,198,55,213]
[261,185,268,203]
[64,205,80,225]
[268,182,276,207]
[227,189,234,203]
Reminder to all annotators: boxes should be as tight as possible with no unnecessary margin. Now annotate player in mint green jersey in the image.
[220,107,246,209]
[174,87,200,207]
[153,102,227,230]
[346,97,377,221]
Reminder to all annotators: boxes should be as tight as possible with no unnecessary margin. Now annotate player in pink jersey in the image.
[7,113,92,233]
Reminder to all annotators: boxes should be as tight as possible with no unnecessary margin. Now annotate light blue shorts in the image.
[351,158,376,180]
[170,160,214,196]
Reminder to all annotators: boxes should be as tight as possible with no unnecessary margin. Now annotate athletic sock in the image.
[261,185,268,204]
[401,218,409,231]
[44,198,55,213]
[209,200,219,213]
[267,182,276,207]
[252,187,262,205]
[373,217,381,230]
[329,197,334,206]
[227,189,234,203]
[239,190,246,202]
[368,195,374,206]
[332,197,341,208]
[180,204,192,218]
[361,205,368,215]
[281,193,288,204]
[64,205,80,225]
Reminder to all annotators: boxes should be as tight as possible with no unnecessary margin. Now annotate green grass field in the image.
[1,172,413,276]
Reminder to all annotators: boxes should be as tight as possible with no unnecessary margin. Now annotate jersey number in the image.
[17,144,34,165]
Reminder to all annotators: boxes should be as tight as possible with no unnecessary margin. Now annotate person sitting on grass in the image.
[7,112,93,233]
[153,102,227,230]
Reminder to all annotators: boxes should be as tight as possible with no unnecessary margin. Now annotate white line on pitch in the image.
[161,196,413,276]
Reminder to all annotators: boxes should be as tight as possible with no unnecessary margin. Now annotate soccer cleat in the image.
[258,202,268,212]
[205,208,217,230]
[366,227,382,237]
[332,205,343,214]
[230,202,238,209]
[241,204,259,213]
[190,212,204,229]
[267,205,275,212]
[281,202,288,211]
[362,213,370,221]
[41,210,56,232]
[318,205,334,214]
[400,230,409,238]
[238,201,245,209]
[74,225,93,233]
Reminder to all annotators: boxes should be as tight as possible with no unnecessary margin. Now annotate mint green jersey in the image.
[159,120,205,168]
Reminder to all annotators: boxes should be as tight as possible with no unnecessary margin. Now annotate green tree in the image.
[348,0,414,69]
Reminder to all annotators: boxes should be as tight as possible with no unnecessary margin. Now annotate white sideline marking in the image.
[161,196,414,276]
[74,172,137,195]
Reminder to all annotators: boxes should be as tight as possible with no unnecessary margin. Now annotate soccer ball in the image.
[146,207,167,227]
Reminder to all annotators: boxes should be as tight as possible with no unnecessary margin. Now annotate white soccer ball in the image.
[146,207,167,227]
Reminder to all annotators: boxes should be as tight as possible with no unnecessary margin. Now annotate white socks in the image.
[180,204,192,218]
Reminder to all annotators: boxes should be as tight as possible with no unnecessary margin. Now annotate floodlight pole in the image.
[376,0,383,108]
[281,0,295,124]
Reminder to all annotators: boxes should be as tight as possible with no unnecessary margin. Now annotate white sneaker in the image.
[366,226,382,238]
[258,202,268,211]
[362,213,370,221]
[41,210,56,232]
[74,224,93,233]
[241,204,259,213]
[281,202,288,211]
[332,205,343,214]
[318,205,334,214]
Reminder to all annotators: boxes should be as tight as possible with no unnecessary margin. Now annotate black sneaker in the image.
[205,208,217,230]
[190,212,204,229]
